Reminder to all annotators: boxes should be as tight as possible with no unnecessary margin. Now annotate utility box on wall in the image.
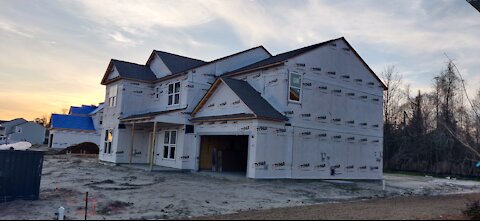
[0,150,44,202]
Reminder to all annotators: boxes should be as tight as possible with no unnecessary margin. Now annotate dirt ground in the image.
[196,193,480,220]
[1,155,480,220]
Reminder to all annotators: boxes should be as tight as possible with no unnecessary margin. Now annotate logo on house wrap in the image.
[253,161,268,170]
[299,163,311,171]
[180,155,190,162]
[274,128,287,136]
[272,161,286,170]
[240,126,250,131]
[256,126,268,134]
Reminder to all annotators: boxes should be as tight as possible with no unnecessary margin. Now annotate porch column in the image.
[149,121,157,171]
[129,123,135,164]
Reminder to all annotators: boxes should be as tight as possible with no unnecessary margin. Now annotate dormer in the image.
[146,50,205,79]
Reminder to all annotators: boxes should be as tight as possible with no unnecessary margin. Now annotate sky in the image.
[0,0,479,121]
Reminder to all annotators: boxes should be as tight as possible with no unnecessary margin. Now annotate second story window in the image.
[155,87,160,100]
[289,72,302,102]
[108,85,118,107]
[168,82,181,106]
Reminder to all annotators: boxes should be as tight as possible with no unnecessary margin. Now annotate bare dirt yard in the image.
[1,155,480,220]
[197,193,480,220]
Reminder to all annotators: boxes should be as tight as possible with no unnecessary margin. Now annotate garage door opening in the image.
[199,135,249,174]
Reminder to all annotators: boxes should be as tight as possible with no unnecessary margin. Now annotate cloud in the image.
[1,0,480,120]
[109,32,142,47]
[0,18,34,38]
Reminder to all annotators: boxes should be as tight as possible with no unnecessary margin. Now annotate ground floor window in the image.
[104,129,113,154]
[163,130,177,160]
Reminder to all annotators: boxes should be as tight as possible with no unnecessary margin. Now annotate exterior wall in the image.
[225,38,384,179]
[194,83,252,118]
[100,81,123,162]
[8,122,45,145]
[107,67,120,80]
[50,129,100,149]
[149,54,172,78]
[90,110,104,131]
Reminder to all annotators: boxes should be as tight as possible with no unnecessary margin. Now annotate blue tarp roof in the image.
[69,105,97,116]
[51,114,96,131]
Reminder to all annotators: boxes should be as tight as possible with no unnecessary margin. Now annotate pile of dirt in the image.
[57,142,99,155]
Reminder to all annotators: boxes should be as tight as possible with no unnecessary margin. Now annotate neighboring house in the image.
[0,118,46,145]
[49,105,104,149]
[99,37,386,180]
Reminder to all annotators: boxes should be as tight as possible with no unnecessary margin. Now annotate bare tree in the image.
[381,65,404,126]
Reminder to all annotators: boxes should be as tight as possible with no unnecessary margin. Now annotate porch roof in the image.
[120,107,187,122]
[190,113,256,122]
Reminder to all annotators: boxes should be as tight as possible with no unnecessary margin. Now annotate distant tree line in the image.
[383,60,480,177]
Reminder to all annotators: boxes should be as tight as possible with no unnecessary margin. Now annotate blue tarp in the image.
[50,114,96,131]
[69,105,97,116]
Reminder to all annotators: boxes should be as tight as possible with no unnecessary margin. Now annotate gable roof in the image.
[151,50,206,74]
[192,77,288,122]
[1,118,28,127]
[152,46,272,83]
[223,37,342,76]
[69,105,98,116]
[50,114,96,131]
[223,37,387,90]
[101,59,157,85]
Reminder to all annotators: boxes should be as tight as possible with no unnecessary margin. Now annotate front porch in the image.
[118,110,193,171]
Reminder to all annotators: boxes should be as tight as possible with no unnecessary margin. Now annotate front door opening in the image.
[199,135,249,173]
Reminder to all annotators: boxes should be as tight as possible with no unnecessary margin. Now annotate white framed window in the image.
[289,72,302,102]
[167,82,181,106]
[104,129,113,154]
[163,130,177,160]
[108,85,118,107]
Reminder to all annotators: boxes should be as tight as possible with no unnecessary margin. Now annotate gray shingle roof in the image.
[121,107,188,121]
[221,78,288,121]
[469,0,480,12]
[154,51,206,74]
[223,37,342,76]
[111,59,157,82]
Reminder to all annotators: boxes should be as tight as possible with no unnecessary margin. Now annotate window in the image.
[108,85,118,107]
[104,129,113,154]
[289,72,302,102]
[163,131,177,160]
[155,87,160,100]
[167,82,180,105]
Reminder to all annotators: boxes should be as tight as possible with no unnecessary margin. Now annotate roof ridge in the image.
[111,59,147,67]
[271,37,342,58]
[153,50,206,62]
[222,37,344,76]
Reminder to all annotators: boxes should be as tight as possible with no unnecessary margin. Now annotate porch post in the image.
[149,121,157,171]
[129,123,135,164]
